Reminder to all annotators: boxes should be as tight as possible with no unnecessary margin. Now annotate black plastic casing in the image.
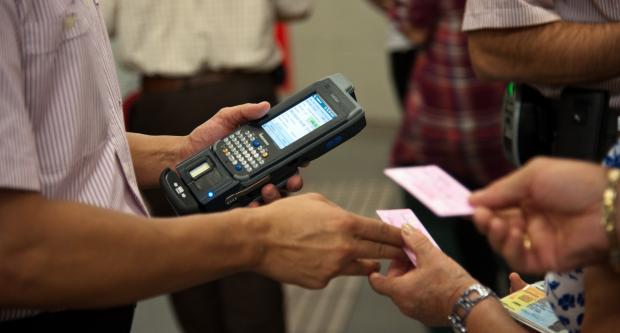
[160,73,365,214]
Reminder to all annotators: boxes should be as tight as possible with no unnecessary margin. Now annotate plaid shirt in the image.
[390,0,513,187]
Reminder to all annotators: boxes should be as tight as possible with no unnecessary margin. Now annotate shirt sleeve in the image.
[273,0,313,21]
[462,0,562,31]
[0,2,41,191]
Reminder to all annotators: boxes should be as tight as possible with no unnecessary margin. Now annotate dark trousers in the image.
[0,305,135,332]
[389,48,419,108]
[129,72,285,333]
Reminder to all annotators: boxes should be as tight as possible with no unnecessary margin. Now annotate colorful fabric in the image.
[545,270,586,333]
[390,0,513,187]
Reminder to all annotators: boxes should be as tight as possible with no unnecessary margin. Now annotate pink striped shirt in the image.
[0,0,147,321]
[462,0,620,108]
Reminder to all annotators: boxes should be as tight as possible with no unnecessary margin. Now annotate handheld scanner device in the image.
[160,73,366,214]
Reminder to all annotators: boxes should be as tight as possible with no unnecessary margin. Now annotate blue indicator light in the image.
[208,192,214,198]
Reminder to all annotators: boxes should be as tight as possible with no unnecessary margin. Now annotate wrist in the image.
[233,207,270,272]
[446,276,478,318]
[174,135,193,167]
[448,282,497,333]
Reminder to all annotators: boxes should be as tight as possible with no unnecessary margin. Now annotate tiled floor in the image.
[131,125,429,333]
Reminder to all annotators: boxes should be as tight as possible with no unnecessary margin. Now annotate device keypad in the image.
[222,130,269,174]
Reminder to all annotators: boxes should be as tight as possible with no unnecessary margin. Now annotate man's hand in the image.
[180,102,302,203]
[248,193,406,289]
[469,157,610,274]
[368,225,476,326]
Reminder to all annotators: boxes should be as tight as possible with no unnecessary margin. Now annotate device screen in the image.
[261,94,338,149]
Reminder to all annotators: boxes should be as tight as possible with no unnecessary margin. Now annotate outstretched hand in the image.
[469,157,610,274]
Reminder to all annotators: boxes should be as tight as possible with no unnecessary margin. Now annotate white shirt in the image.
[102,0,313,76]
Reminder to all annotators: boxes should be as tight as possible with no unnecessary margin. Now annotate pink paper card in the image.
[376,209,439,265]
[384,165,474,217]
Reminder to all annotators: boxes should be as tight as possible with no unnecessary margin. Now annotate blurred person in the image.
[367,0,423,107]
[369,224,620,333]
[383,0,513,311]
[0,1,404,331]
[102,1,313,332]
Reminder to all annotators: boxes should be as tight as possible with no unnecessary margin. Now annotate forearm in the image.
[443,279,528,333]
[0,191,258,309]
[127,132,186,188]
[582,265,620,333]
[468,21,620,85]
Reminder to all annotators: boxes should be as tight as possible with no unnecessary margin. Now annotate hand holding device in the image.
[177,102,303,205]
[161,73,365,214]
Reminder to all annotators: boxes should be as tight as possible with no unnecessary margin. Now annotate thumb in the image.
[401,224,435,265]
[368,272,393,296]
[508,272,528,293]
[216,101,270,129]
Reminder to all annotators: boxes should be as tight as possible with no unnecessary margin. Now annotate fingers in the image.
[472,207,494,235]
[469,166,533,209]
[350,216,404,247]
[339,259,381,276]
[368,271,394,296]
[487,217,510,253]
[215,102,271,129]
[400,225,436,264]
[261,184,281,204]
[386,258,413,278]
[502,227,528,270]
[509,272,528,293]
[285,172,303,193]
[350,239,406,260]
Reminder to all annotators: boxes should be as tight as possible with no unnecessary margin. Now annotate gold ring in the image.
[523,235,532,250]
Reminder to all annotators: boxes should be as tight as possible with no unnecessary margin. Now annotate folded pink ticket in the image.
[384,165,474,217]
[376,209,439,265]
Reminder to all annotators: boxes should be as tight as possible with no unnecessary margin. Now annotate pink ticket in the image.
[376,209,439,265]
[385,165,474,217]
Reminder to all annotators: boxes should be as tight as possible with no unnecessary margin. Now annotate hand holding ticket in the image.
[376,209,439,265]
[385,165,474,217]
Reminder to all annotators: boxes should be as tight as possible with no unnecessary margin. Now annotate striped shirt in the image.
[101,0,313,76]
[0,0,147,321]
[462,0,620,108]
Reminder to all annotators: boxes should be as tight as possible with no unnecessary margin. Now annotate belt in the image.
[141,69,273,94]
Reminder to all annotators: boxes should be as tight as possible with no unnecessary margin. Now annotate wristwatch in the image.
[448,283,496,333]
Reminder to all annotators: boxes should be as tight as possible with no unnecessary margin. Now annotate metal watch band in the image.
[448,283,496,333]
